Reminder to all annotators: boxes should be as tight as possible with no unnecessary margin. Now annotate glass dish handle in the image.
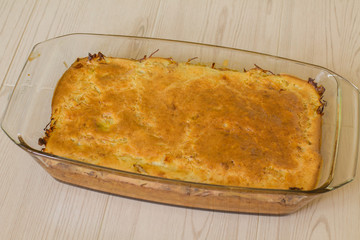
[327,76,360,190]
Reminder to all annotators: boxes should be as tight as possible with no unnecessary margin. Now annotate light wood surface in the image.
[1,0,360,239]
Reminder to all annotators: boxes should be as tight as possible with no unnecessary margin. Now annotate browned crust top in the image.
[41,54,323,190]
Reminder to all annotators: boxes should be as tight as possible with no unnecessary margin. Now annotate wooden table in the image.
[1,0,359,239]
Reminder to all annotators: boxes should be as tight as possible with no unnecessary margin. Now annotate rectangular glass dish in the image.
[1,33,359,215]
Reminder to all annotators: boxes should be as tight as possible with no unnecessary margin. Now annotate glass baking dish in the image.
[1,33,359,215]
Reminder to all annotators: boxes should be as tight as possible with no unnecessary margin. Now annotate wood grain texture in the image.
[99,198,259,240]
[0,0,36,87]
[0,0,360,239]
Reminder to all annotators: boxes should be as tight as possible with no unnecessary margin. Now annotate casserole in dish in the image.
[1,34,359,214]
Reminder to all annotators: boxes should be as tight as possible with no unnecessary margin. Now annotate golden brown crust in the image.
[42,55,323,190]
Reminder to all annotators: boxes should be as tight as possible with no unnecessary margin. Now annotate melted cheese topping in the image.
[44,56,322,190]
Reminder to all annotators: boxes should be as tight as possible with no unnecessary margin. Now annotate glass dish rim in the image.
[1,32,359,195]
